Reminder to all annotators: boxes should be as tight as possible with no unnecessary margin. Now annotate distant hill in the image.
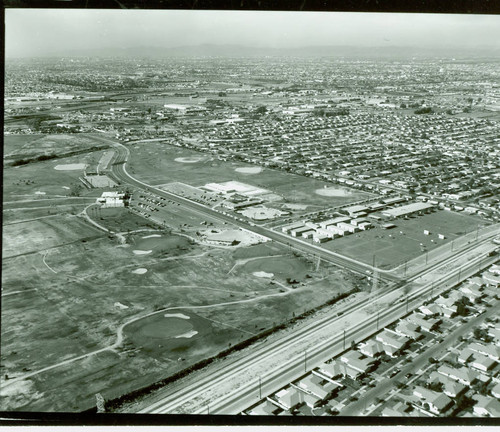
[11,44,500,60]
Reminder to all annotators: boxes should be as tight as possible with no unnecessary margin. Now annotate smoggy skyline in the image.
[6,9,500,58]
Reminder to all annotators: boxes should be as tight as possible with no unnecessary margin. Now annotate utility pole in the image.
[304,351,307,372]
[258,376,262,400]
[406,296,409,313]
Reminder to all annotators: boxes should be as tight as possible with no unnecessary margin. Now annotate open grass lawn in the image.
[3,134,43,156]
[96,207,155,233]
[128,142,374,209]
[3,149,108,199]
[322,209,487,269]
[2,214,103,258]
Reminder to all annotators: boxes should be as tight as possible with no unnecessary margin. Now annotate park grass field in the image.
[322,210,488,269]
[127,142,374,209]
[1,152,359,412]
[4,133,109,162]
[3,148,110,199]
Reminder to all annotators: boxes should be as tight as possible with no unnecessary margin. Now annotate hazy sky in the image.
[5,9,500,57]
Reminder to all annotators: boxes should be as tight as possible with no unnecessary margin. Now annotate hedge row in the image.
[10,145,106,167]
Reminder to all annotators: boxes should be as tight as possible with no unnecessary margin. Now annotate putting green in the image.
[140,317,194,339]
[315,187,353,197]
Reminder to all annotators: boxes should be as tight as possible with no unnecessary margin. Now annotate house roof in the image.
[468,342,500,360]
[470,353,497,370]
[473,395,500,417]
[437,365,478,384]
[458,348,475,363]
[376,330,409,349]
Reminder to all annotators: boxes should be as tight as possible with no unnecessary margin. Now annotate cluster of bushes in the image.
[414,107,434,115]
[11,154,58,166]
[100,287,359,412]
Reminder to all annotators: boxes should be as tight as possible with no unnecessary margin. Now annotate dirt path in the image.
[2,214,61,226]
[1,288,38,297]
[41,250,58,274]
[78,204,111,233]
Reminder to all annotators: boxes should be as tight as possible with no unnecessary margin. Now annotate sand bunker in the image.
[1,379,34,397]
[114,302,129,309]
[253,271,274,278]
[175,157,204,163]
[142,234,161,239]
[35,191,46,195]
[54,163,86,171]
[164,313,190,319]
[133,250,152,255]
[315,187,353,197]
[283,203,308,210]
[175,330,198,339]
[235,167,262,174]
[132,268,148,274]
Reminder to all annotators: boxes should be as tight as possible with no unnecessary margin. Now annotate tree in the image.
[69,183,82,197]
[255,106,267,115]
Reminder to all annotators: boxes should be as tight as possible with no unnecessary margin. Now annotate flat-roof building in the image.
[382,202,434,219]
